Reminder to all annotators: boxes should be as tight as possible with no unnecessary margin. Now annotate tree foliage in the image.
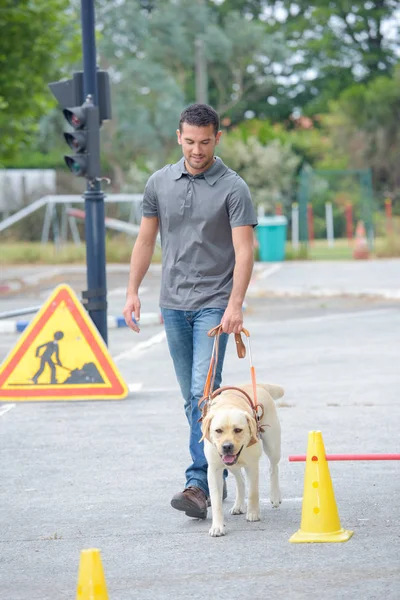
[219,134,300,211]
[4,0,400,203]
[324,66,400,191]
[0,0,80,162]
[265,0,399,113]
[214,0,399,114]
[95,0,288,178]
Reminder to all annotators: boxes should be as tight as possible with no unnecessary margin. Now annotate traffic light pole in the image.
[80,0,108,344]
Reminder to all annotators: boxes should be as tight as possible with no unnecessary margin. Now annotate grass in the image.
[0,238,162,265]
[1,235,399,265]
[374,234,400,258]
[286,236,400,260]
[286,238,354,260]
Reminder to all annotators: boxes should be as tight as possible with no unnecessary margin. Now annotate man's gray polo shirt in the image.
[142,156,257,310]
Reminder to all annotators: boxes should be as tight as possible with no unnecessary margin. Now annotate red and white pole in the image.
[289,454,400,462]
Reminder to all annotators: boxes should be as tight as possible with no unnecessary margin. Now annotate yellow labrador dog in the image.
[201,382,283,537]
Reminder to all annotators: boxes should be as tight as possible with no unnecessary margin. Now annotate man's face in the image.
[177,123,222,175]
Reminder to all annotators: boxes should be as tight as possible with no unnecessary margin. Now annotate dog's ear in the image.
[200,412,212,443]
[246,413,259,447]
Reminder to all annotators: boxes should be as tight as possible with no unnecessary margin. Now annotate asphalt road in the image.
[0,263,399,600]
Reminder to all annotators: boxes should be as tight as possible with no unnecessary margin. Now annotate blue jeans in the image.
[161,307,229,496]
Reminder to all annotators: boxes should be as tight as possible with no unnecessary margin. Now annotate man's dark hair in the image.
[179,103,220,135]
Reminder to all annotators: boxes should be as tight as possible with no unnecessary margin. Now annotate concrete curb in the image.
[0,312,163,334]
[0,282,26,294]
[246,286,400,300]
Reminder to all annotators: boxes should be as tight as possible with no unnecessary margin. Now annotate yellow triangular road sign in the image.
[0,284,128,401]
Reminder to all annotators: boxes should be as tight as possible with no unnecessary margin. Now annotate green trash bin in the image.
[256,216,288,262]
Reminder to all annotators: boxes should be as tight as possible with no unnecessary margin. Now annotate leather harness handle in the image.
[202,324,251,401]
[207,324,249,359]
[235,334,246,358]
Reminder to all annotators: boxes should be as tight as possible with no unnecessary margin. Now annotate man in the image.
[123,103,257,519]
[32,331,64,385]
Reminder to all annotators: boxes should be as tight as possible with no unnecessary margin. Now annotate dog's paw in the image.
[270,489,282,508]
[246,509,260,522]
[230,504,246,515]
[209,523,226,537]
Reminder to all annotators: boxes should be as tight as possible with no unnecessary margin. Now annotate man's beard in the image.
[187,155,214,171]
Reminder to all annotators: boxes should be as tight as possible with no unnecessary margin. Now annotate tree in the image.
[323,67,400,192]
[95,0,288,183]
[213,0,399,115]
[0,0,80,162]
[219,134,300,211]
[266,0,400,114]
[209,0,265,20]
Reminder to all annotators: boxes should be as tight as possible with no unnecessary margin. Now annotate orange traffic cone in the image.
[289,431,353,543]
[353,221,369,259]
[76,548,109,599]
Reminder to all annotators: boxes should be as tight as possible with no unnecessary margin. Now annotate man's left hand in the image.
[221,304,243,334]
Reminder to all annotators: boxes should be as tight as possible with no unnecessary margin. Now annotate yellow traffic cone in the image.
[290,431,353,543]
[76,548,109,600]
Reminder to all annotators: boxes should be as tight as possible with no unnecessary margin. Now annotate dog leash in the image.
[199,324,265,434]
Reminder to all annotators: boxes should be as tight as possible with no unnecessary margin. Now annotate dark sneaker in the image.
[171,486,208,519]
[207,480,228,507]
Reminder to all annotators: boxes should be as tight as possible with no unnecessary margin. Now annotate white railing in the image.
[0,193,147,245]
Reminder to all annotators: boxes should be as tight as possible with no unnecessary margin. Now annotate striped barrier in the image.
[0,312,163,334]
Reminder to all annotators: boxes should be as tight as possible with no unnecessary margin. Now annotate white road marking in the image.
[0,403,16,417]
[268,307,395,327]
[114,330,166,362]
[108,287,128,297]
[128,383,143,392]
[128,387,180,393]
[260,497,303,503]
[256,264,282,280]
[108,286,148,297]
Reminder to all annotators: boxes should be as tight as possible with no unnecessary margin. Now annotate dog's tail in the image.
[258,383,284,401]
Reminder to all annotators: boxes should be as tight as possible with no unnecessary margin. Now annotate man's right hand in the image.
[123,294,141,333]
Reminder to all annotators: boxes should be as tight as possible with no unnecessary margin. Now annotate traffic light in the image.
[48,71,111,182]
[62,100,100,179]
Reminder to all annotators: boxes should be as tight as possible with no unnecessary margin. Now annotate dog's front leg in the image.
[230,466,246,515]
[208,466,225,537]
[244,463,260,522]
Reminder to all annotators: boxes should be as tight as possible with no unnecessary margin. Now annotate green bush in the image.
[2,150,66,169]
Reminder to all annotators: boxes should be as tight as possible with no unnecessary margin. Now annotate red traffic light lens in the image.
[63,107,85,129]
[71,114,81,127]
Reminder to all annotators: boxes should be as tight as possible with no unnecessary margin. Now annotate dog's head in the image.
[201,406,258,465]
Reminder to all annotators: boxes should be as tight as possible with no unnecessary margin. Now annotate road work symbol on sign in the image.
[0,284,128,401]
[32,331,68,385]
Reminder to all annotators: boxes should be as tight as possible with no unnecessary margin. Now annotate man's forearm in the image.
[127,239,155,296]
[228,247,254,308]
